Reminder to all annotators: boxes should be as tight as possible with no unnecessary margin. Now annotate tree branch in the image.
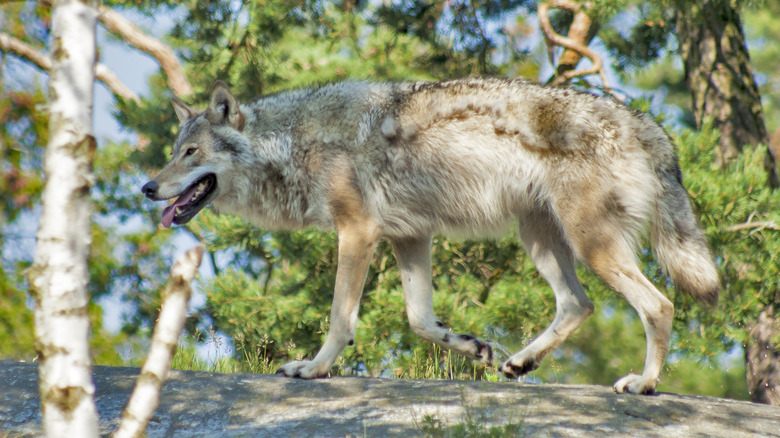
[538,1,612,94]
[113,245,204,438]
[97,5,192,98]
[723,220,779,233]
[0,31,140,103]
[554,6,600,77]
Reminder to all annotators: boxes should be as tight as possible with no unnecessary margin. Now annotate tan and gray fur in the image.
[142,77,720,394]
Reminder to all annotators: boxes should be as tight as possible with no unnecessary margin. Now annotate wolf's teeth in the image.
[192,181,208,200]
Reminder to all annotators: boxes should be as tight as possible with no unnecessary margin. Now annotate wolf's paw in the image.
[499,355,539,380]
[613,374,656,395]
[275,360,330,379]
[461,335,493,364]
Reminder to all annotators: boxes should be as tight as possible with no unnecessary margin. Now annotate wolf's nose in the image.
[141,181,158,199]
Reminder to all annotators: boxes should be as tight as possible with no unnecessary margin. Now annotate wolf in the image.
[141,77,719,394]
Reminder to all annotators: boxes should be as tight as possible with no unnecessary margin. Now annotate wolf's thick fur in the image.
[142,77,720,394]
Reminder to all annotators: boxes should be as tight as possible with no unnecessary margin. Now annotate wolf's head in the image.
[141,81,247,227]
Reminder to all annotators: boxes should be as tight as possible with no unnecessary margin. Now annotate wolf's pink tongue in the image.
[160,185,199,228]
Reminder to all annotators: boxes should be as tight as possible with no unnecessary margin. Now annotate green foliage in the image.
[675,124,780,345]
[371,0,535,76]
[0,275,35,361]
[0,84,46,360]
[599,3,674,71]
[0,8,49,360]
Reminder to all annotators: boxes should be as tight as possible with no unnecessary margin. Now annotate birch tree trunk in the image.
[113,246,204,438]
[26,0,100,436]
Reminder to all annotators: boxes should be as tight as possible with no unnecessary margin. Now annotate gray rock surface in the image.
[1,359,779,437]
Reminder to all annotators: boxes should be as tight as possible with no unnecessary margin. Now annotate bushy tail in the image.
[652,165,720,306]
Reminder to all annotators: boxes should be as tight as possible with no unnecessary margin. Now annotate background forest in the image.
[2,0,779,404]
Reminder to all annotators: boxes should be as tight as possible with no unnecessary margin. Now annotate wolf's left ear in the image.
[207,81,245,131]
[172,97,196,124]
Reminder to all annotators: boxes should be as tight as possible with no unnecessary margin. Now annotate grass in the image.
[417,413,525,438]
[413,386,526,438]
[169,329,279,374]
[163,335,528,436]
[163,331,512,382]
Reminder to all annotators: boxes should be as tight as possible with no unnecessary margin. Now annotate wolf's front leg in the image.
[276,220,382,379]
[392,236,493,364]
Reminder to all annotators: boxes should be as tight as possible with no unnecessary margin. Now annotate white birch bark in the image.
[27,1,100,437]
[113,246,204,438]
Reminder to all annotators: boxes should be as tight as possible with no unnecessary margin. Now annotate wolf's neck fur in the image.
[212,82,400,230]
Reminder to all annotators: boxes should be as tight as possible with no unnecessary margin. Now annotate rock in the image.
[1,360,779,437]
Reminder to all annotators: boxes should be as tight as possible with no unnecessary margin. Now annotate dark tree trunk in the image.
[677,0,779,405]
[745,306,780,405]
[675,0,779,188]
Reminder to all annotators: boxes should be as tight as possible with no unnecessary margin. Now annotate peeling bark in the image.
[27,0,100,436]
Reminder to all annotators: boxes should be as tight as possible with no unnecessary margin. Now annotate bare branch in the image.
[97,6,192,98]
[0,31,51,70]
[547,0,584,10]
[1,31,140,103]
[723,220,780,233]
[554,7,600,77]
[538,1,612,94]
[113,245,205,438]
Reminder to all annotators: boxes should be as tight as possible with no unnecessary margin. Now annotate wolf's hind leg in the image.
[276,221,381,379]
[500,209,594,379]
[583,235,673,395]
[392,236,493,364]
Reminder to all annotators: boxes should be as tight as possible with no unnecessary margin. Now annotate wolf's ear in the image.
[172,97,196,124]
[207,81,245,131]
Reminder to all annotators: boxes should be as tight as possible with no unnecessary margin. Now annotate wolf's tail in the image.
[651,162,720,306]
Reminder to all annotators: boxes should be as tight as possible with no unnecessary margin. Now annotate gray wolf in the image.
[141,77,720,394]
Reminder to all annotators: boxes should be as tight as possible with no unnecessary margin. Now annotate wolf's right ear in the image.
[207,81,245,131]
[172,97,195,124]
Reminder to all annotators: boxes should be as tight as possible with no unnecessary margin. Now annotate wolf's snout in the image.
[141,181,159,199]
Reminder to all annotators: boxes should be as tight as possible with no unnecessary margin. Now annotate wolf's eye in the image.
[185,147,197,156]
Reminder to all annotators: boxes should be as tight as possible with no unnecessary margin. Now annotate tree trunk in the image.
[676,0,779,405]
[746,306,780,405]
[675,0,779,188]
[114,246,204,438]
[27,0,100,436]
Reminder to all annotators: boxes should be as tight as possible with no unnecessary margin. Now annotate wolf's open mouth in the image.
[161,174,217,228]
